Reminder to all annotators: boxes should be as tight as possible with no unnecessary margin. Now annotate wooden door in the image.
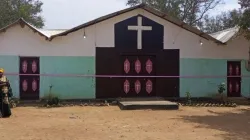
[227,61,241,97]
[19,57,40,100]
[122,55,156,97]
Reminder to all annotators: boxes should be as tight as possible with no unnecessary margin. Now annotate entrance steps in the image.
[228,97,250,105]
[117,97,165,101]
[117,97,179,110]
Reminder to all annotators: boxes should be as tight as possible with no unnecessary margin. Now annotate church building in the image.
[0,4,249,100]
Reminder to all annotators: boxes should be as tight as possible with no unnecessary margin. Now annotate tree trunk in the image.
[248,43,250,71]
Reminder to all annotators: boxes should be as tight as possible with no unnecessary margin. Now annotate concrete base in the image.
[118,100,179,110]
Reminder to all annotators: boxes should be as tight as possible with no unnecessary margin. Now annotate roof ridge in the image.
[49,4,223,44]
[0,18,68,38]
[209,26,239,35]
[40,29,69,31]
[0,4,224,44]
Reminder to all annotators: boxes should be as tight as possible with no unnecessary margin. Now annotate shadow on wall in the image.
[178,108,250,140]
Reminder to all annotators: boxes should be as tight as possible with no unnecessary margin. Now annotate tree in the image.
[0,0,44,29]
[239,0,250,8]
[126,0,223,27]
[238,0,250,70]
[198,9,242,33]
[238,0,250,40]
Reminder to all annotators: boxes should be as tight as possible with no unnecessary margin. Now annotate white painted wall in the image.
[138,9,249,59]
[0,8,249,59]
[0,25,94,56]
[52,8,250,59]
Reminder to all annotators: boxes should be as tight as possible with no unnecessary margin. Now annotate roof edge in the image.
[49,4,224,44]
[0,4,224,45]
[210,26,239,36]
[209,26,240,43]
[140,5,224,45]
[50,4,143,39]
[0,18,49,40]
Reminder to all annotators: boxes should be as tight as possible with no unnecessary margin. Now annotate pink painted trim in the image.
[3,73,249,78]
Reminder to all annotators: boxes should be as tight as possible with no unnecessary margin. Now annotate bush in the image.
[43,93,61,106]
[185,92,192,104]
[218,82,226,94]
[217,82,227,102]
[47,96,60,106]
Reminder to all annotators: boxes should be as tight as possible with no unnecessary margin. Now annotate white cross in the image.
[236,66,239,75]
[146,84,152,93]
[136,63,140,70]
[146,80,152,88]
[236,82,239,92]
[124,83,129,92]
[147,84,152,89]
[135,60,141,73]
[146,63,152,68]
[135,82,141,93]
[124,83,129,89]
[124,61,129,72]
[128,16,152,49]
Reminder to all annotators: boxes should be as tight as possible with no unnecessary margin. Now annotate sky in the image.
[41,0,240,29]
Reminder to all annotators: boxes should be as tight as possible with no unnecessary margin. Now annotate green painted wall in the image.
[180,58,250,97]
[0,55,95,100]
[0,55,19,98]
[1,55,250,99]
[180,58,227,97]
[240,61,250,97]
[40,56,95,99]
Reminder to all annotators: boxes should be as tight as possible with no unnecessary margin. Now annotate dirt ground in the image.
[0,105,250,140]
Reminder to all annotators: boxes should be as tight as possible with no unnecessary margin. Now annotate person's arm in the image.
[6,78,13,97]
[6,78,10,86]
[0,76,9,86]
[8,87,13,97]
[0,85,3,101]
[0,83,7,87]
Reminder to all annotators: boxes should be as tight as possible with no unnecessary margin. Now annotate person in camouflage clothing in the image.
[0,68,13,118]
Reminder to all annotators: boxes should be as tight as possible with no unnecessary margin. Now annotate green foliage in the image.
[127,0,182,20]
[239,0,250,8]
[216,82,227,103]
[41,85,61,106]
[127,0,223,28]
[185,91,192,104]
[0,0,44,29]
[218,82,226,94]
[199,9,242,33]
[238,0,250,40]
[43,93,61,106]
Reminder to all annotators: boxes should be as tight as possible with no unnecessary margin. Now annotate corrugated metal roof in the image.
[39,29,68,37]
[209,27,239,43]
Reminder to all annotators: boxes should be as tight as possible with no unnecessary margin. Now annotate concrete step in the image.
[117,97,165,102]
[118,100,179,110]
[228,97,250,105]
